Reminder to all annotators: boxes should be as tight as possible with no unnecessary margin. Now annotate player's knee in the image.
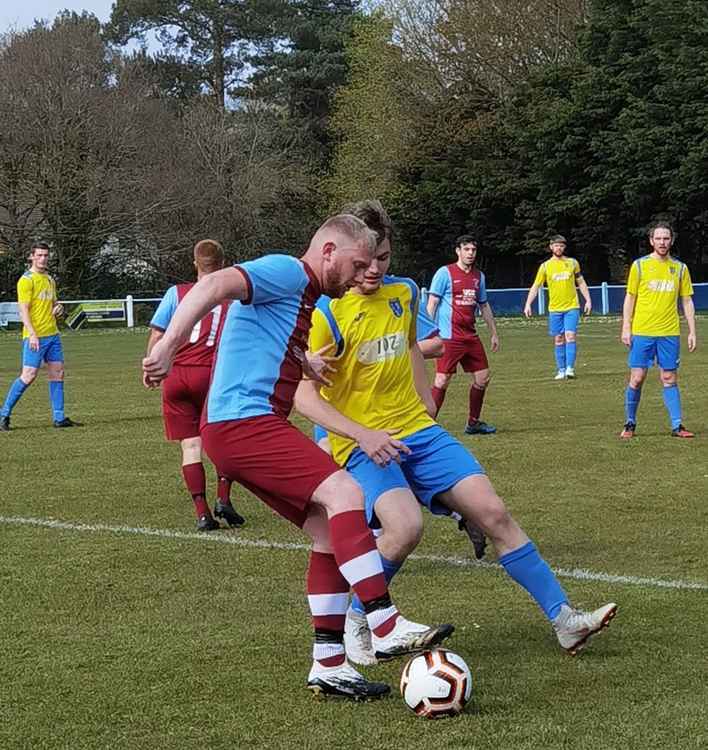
[565,332,576,343]
[47,365,64,381]
[313,470,365,514]
[554,335,564,345]
[660,370,677,386]
[474,370,490,388]
[434,373,451,389]
[629,371,646,388]
[386,516,423,559]
[20,368,38,385]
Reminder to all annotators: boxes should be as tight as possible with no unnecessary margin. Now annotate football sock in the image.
[662,384,682,429]
[328,510,398,636]
[48,380,65,421]
[217,476,232,505]
[182,462,209,517]
[1,377,29,417]
[350,555,402,615]
[499,541,568,621]
[565,341,577,368]
[468,383,486,423]
[307,551,348,667]
[625,385,641,424]
[431,386,446,415]
[554,343,566,371]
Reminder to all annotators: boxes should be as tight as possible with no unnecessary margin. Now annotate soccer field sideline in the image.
[3,513,706,592]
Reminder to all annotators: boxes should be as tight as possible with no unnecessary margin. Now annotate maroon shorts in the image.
[201,415,341,528]
[436,337,489,374]
[161,365,211,440]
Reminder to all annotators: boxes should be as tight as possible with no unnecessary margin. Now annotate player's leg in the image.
[549,314,567,378]
[658,336,692,437]
[302,505,389,700]
[179,436,218,531]
[431,372,454,416]
[563,310,581,378]
[45,336,80,428]
[431,340,461,416]
[0,338,41,430]
[440,474,617,654]
[463,338,494,434]
[623,335,653,437]
[213,475,245,527]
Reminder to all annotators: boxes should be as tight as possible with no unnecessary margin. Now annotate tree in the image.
[106,0,257,107]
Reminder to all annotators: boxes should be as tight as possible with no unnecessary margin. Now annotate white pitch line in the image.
[2,515,707,592]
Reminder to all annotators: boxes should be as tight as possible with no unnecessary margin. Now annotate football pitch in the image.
[1,318,706,750]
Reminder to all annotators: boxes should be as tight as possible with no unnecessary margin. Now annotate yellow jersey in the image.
[308,276,435,466]
[533,257,581,312]
[626,255,693,336]
[17,270,59,338]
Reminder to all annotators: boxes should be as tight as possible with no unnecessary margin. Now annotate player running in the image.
[523,235,592,379]
[426,236,499,434]
[620,222,697,439]
[142,215,454,701]
[1,241,81,431]
[296,201,617,664]
[145,240,244,531]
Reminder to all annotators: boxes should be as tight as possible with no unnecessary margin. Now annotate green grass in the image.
[1,319,707,750]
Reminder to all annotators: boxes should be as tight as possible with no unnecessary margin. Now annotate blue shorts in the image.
[629,335,680,370]
[345,424,485,528]
[548,309,580,336]
[22,334,64,368]
[313,424,328,444]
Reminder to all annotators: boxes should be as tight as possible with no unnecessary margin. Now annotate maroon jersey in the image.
[174,283,229,367]
[429,263,488,342]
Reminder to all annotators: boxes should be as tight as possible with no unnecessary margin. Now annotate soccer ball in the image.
[400,648,472,719]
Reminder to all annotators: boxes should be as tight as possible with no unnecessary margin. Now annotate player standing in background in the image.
[298,201,616,664]
[145,240,244,531]
[620,222,697,439]
[524,235,592,380]
[0,241,81,431]
[143,215,453,701]
[426,235,499,435]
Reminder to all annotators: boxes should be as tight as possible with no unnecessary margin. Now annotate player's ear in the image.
[322,241,336,260]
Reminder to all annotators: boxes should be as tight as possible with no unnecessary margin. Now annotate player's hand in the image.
[52,303,64,318]
[621,327,632,347]
[142,371,160,389]
[584,301,592,316]
[523,304,532,318]
[687,333,697,352]
[142,340,174,385]
[304,343,337,386]
[355,427,411,467]
[490,333,500,353]
[28,334,40,352]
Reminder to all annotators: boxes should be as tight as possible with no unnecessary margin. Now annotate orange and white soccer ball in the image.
[400,648,472,718]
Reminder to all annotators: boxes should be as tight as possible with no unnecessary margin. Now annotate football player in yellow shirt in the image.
[295,200,617,661]
[620,222,697,439]
[0,242,81,431]
[524,235,592,379]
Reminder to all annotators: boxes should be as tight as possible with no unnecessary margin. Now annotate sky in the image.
[0,1,115,33]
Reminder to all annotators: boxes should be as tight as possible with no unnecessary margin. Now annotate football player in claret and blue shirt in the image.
[298,200,618,664]
[523,235,592,380]
[0,241,81,431]
[142,214,453,701]
[145,240,244,531]
[620,222,697,439]
[426,235,500,435]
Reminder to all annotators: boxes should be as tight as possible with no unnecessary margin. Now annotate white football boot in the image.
[565,367,576,379]
[554,369,567,380]
[371,615,454,661]
[552,602,618,655]
[307,660,389,700]
[343,607,377,666]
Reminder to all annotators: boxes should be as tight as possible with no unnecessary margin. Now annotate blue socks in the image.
[49,381,65,421]
[625,386,641,424]
[662,384,682,429]
[554,344,566,371]
[499,541,568,621]
[351,555,401,614]
[565,341,577,368]
[1,378,29,417]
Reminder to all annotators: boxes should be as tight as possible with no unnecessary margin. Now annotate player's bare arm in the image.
[143,267,248,382]
[418,335,444,359]
[577,276,592,315]
[410,343,436,418]
[294,379,411,466]
[523,284,539,317]
[479,302,500,352]
[621,292,636,347]
[303,343,337,387]
[681,296,697,352]
[143,328,164,387]
[426,294,440,320]
[18,302,39,351]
